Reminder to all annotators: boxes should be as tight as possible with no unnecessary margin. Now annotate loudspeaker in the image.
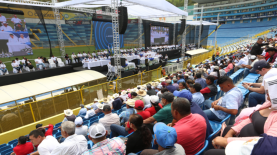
[120,58,126,66]
[201,24,204,35]
[118,6,128,34]
[178,19,186,35]
[145,59,149,66]
[111,58,115,66]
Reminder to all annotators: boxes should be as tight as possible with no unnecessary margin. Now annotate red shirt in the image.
[13,142,34,155]
[145,103,163,116]
[126,111,151,134]
[265,52,271,61]
[200,87,211,94]
[173,114,206,155]
[45,124,54,136]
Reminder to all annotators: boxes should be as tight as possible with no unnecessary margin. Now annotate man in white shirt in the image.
[0,13,6,24]
[18,34,29,44]
[234,55,247,72]
[71,52,79,63]
[0,60,7,75]
[51,121,87,155]
[1,22,13,31]
[11,60,21,73]
[29,129,59,155]
[15,58,23,70]
[82,52,87,58]
[88,57,93,62]
[35,57,46,70]
[11,14,22,26]
[8,34,18,44]
[77,52,83,61]
[51,55,58,65]
[84,105,95,119]
[74,117,88,137]
[99,105,120,135]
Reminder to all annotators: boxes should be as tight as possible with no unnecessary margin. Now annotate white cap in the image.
[88,123,107,139]
[75,117,83,125]
[157,84,162,89]
[86,105,91,109]
[150,95,159,104]
[250,55,256,59]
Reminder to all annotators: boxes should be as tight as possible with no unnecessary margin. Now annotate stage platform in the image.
[157,49,181,60]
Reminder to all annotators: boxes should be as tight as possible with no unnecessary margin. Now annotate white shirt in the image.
[38,136,59,155]
[0,63,6,68]
[83,53,87,57]
[262,68,277,86]
[1,26,13,31]
[99,113,120,134]
[71,54,77,59]
[8,36,18,43]
[51,57,57,61]
[11,17,21,23]
[0,16,6,22]
[35,59,43,64]
[84,109,95,119]
[50,134,87,155]
[236,59,247,66]
[19,37,29,44]
[250,59,259,67]
[15,60,21,64]
[21,59,26,64]
[77,54,83,57]
[11,62,19,67]
[75,125,88,137]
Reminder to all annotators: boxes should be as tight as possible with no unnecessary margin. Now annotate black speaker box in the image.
[111,58,115,66]
[121,58,126,66]
[178,19,186,35]
[118,6,128,34]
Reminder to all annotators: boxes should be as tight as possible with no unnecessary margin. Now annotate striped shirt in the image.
[82,137,126,155]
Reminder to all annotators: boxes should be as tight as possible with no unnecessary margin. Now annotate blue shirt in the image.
[211,87,243,120]
[192,92,205,107]
[177,79,185,84]
[78,108,87,116]
[195,78,208,89]
[91,102,99,111]
[119,108,136,120]
[191,101,213,139]
[166,84,177,93]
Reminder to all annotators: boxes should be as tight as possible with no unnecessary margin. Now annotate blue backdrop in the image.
[93,21,124,50]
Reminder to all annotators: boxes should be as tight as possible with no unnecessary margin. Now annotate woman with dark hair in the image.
[145,96,163,116]
[126,114,152,154]
[11,136,34,155]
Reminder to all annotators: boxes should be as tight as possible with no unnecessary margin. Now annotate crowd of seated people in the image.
[5,37,277,155]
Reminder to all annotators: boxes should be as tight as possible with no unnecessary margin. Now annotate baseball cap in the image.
[88,123,107,139]
[250,55,256,59]
[86,105,91,109]
[153,122,177,148]
[250,60,270,73]
[75,117,83,125]
[135,100,144,110]
[157,84,162,89]
[150,95,159,104]
[173,89,192,102]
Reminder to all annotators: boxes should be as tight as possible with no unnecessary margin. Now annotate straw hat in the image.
[121,90,127,95]
[102,98,108,103]
[64,109,73,116]
[97,104,104,110]
[137,89,147,96]
[113,93,119,98]
[94,98,98,102]
[151,82,159,88]
[126,99,135,107]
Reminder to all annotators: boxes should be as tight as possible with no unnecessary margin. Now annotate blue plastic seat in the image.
[89,116,99,122]
[195,140,209,155]
[207,121,222,141]
[55,132,61,139]
[98,113,105,119]
[83,120,90,126]
[54,122,62,128]
[90,119,99,125]
[1,148,13,155]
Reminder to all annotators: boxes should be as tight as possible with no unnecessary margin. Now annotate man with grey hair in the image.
[78,104,87,116]
[99,105,120,135]
[51,121,87,155]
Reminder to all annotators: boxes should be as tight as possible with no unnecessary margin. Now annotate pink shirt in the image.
[173,114,206,155]
[225,63,233,73]
[228,101,277,143]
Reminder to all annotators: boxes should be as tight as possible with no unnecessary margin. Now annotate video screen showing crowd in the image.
[0,13,33,57]
[151,26,169,46]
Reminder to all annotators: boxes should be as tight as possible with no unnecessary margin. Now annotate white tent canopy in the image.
[0,70,105,105]
[186,49,210,56]
[71,0,188,19]
[186,21,218,26]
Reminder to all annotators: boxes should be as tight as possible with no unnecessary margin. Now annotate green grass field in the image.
[1,46,134,71]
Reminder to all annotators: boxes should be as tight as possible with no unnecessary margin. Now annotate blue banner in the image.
[93,21,124,50]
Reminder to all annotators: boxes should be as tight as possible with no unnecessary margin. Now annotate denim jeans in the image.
[203,99,213,110]
[0,68,7,74]
[36,63,46,69]
[110,124,129,137]
[203,109,222,122]
[248,92,265,107]
[243,68,250,78]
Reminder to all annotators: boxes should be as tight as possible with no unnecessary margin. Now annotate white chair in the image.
[48,59,57,68]
[72,59,76,64]
[13,68,22,73]
[0,70,9,75]
[25,66,35,72]
[57,58,65,67]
